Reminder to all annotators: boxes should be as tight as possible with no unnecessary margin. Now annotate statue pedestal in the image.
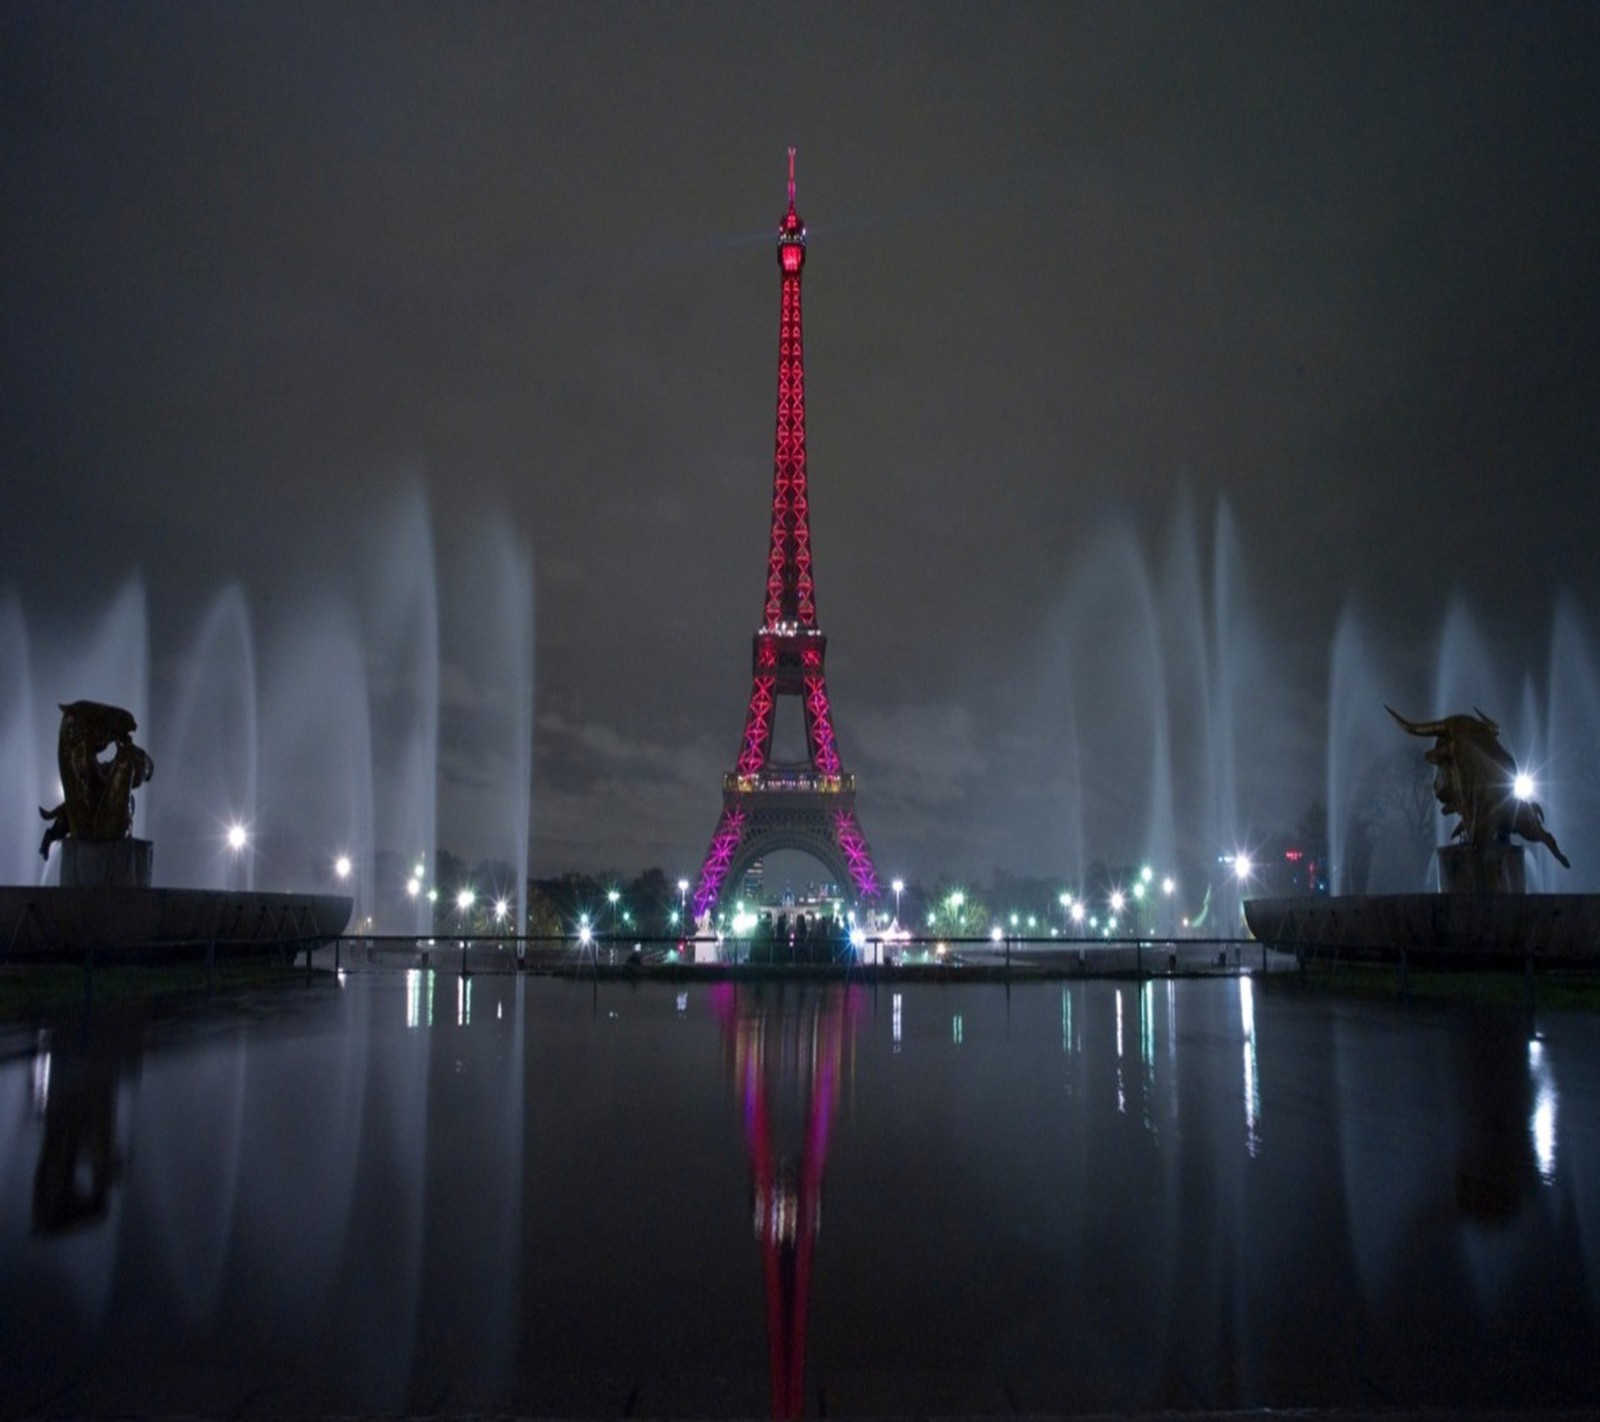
[61,838,154,889]
[1437,842,1525,894]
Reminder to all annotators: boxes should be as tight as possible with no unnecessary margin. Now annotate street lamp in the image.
[334,853,352,882]
[892,878,905,927]
[1232,854,1255,941]
[677,878,689,927]
[226,822,248,890]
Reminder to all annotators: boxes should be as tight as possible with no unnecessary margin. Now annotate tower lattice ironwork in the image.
[692,152,880,921]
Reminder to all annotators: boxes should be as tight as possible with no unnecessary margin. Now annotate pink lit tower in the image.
[691,151,880,922]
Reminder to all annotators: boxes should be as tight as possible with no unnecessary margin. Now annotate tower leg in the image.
[693,804,748,922]
[829,806,880,901]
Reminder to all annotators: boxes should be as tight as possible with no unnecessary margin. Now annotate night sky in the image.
[3,5,1598,890]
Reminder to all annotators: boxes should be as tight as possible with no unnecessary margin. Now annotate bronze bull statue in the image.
[1387,706,1569,869]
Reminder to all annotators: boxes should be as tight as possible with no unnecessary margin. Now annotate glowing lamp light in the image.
[406,877,421,898]
[1514,772,1535,800]
[1163,877,1175,896]
[1235,854,1254,882]
[1071,902,1086,924]
[892,878,905,895]
[456,888,475,912]
[990,926,1004,943]
[334,854,352,880]
[226,823,248,852]
[1110,890,1125,913]
[493,897,509,923]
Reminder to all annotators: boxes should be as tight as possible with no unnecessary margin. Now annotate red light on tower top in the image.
[778,146,806,273]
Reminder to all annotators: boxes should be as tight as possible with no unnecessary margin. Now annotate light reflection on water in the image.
[1241,975,1261,1157]
[1529,1035,1558,1182]
[2,976,1598,1418]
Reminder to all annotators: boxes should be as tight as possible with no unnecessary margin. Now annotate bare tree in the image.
[1347,748,1437,892]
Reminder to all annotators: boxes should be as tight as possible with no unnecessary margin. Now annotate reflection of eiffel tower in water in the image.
[692,152,880,921]
[711,984,857,1419]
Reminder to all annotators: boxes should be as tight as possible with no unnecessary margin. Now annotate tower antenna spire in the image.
[787,146,796,207]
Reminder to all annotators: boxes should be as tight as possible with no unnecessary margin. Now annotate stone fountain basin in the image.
[1245,893,1600,964]
[0,886,351,956]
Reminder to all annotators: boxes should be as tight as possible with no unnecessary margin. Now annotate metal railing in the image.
[309,932,1290,978]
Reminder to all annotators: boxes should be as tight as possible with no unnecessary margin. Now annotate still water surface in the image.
[3,973,1600,1417]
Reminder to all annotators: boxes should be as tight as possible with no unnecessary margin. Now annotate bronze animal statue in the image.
[38,701,154,858]
[1387,706,1570,868]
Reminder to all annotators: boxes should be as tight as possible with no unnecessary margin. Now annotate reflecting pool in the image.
[3,974,1599,1417]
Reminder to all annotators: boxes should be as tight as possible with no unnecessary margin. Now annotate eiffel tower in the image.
[691,152,880,922]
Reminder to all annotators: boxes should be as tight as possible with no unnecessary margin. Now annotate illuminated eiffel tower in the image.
[692,152,880,921]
